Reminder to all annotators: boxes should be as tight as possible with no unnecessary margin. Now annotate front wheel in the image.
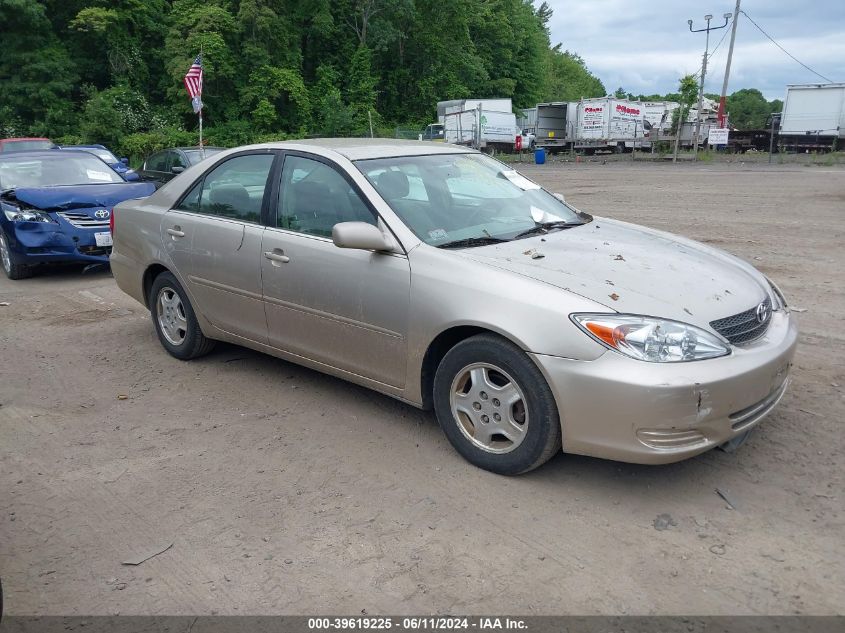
[149,271,215,359]
[433,334,562,475]
[0,230,32,280]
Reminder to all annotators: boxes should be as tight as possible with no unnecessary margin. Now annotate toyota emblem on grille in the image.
[756,301,771,324]
[94,209,110,219]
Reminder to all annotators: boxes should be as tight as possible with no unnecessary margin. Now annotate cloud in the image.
[545,0,844,100]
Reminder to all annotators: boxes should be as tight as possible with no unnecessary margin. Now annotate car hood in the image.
[459,217,770,327]
[8,182,155,211]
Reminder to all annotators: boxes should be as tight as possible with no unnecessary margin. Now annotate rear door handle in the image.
[264,250,290,264]
[167,227,185,238]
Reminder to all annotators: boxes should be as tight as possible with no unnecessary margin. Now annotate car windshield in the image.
[184,149,222,165]
[79,148,118,164]
[2,140,54,152]
[0,155,124,189]
[357,153,585,246]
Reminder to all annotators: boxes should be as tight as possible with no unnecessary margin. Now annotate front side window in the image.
[198,153,274,223]
[356,153,586,246]
[147,152,169,172]
[276,155,375,237]
[170,152,187,170]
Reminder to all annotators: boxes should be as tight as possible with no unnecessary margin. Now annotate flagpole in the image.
[199,43,204,159]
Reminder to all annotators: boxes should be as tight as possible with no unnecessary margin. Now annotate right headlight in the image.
[571,313,731,362]
[4,208,55,223]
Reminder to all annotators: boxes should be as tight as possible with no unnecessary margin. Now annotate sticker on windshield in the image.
[501,170,540,190]
[428,228,448,241]
[86,170,113,181]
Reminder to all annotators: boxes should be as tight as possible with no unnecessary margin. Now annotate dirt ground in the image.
[1,162,843,616]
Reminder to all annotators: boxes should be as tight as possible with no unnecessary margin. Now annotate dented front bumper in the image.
[530,309,798,464]
[3,218,111,265]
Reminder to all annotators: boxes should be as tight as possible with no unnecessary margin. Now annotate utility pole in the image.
[717,0,741,128]
[688,13,731,161]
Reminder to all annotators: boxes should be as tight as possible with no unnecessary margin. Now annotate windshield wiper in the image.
[513,221,583,239]
[437,236,510,249]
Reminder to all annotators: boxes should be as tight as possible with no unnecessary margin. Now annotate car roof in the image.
[243,138,477,161]
[0,149,100,161]
[0,137,52,143]
[174,146,225,151]
[65,144,108,150]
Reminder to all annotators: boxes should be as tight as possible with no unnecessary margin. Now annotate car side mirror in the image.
[120,157,129,165]
[124,171,140,182]
[332,222,394,252]
[171,166,185,174]
[553,192,565,202]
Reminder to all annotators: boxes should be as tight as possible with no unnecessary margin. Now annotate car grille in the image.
[57,211,109,229]
[709,296,772,345]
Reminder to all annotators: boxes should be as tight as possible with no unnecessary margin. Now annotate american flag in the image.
[183,54,203,101]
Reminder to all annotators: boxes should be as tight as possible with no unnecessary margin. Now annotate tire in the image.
[148,271,215,360]
[0,230,33,280]
[433,334,562,475]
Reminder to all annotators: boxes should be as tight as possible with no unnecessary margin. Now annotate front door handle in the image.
[264,250,290,265]
[167,227,185,238]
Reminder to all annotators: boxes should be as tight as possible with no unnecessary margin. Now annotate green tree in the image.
[0,0,77,135]
[540,48,605,102]
[671,74,699,133]
[725,88,778,129]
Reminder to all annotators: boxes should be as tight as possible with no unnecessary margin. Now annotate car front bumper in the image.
[4,220,111,265]
[530,309,798,464]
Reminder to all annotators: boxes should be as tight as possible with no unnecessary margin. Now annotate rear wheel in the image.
[433,334,561,475]
[149,271,215,359]
[0,230,32,280]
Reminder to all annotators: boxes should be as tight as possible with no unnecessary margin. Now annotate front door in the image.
[163,151,276,343]
[260,153,411,388]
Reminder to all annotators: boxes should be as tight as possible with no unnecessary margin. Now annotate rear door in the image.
[260,152,411,387]
[161,150,277,343]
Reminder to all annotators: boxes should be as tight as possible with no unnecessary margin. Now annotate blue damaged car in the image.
[0,150,155,279]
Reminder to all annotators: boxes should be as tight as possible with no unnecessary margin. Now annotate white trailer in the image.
[441,99,516,151]
[572,97,648,152]
[779,83,845,151]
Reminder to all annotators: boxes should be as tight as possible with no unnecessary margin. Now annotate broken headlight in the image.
[571,314,730,362]
[3,208,55,223]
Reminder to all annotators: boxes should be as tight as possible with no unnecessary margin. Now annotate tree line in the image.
[0,0,605,159]
[0,0,783,161]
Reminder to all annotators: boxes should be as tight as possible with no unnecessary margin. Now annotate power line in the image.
[739,10,835,83]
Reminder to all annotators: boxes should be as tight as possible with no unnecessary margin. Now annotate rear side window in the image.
[175,182,201,212]
[198,153,274,223]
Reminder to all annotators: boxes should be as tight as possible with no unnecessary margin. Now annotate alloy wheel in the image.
[156,286,188,346]
[449,362,529,454]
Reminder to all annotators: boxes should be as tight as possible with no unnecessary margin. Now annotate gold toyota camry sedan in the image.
[110,139,797,475]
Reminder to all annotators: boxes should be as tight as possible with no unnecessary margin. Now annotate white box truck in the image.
[779,83,845,151]
[532,102,573,151]
[440,99,516,151]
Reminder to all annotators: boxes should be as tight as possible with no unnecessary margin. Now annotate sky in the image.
[545,0,845,100]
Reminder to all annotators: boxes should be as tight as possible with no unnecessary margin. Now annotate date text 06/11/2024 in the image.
[307,617,528,630]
